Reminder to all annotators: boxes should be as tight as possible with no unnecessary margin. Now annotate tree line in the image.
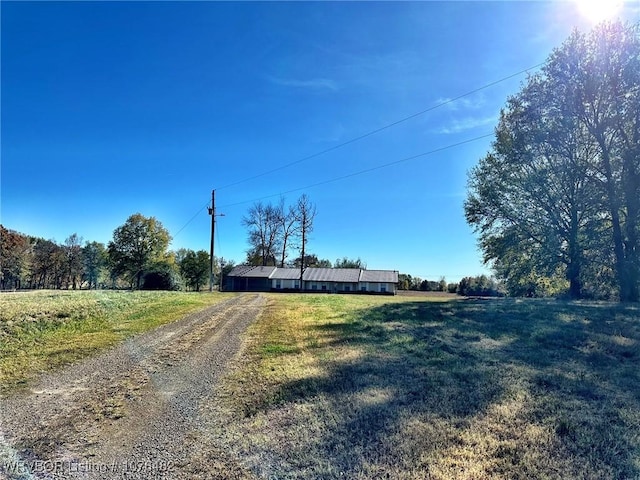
[396,273,503,297]
[0,215,232,291]
[2,192,397,292]
[466,22,640,302]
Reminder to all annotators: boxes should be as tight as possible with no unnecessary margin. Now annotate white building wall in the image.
[272,279,300,289]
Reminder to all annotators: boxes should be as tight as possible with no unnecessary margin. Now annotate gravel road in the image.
[0,293,265,480]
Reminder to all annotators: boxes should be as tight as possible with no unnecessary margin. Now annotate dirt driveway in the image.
[0,293,265,480]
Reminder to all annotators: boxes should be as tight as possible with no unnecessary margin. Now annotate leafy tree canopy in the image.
[107,213,171,289]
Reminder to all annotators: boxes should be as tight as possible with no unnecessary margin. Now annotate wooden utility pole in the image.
[208,190,216,292]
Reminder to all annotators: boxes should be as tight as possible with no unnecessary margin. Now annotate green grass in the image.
[218,294,640,479]
[0,289,232,393]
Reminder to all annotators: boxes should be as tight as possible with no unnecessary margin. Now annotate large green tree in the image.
[179,249,210,291]
[83,241,107,289]
[466,22,640,301]
[561,22,640,302]
[64,233,84,290]
[107,213,171,289]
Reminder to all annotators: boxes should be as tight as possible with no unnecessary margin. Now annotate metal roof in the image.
[226,266,398,283]
[270,268,302,280]
[226,266,277,278]
[303,268,361,282]
[226,265,256,277]
[360,270,399,283]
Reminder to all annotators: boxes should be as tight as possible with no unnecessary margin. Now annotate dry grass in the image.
[0,289,232,393]
[214,294,640,479]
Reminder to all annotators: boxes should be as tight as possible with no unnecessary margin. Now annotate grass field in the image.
[0,289,231,393]
[217,294,640,479]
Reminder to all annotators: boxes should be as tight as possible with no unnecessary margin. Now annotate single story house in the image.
[224,266,398,295]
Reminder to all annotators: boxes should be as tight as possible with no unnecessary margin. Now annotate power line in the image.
[173,200,210,238]
[214,61,544,191]
[175,60,545,237]
[219,133,493,209]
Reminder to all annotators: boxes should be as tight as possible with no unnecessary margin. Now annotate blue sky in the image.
[2,1,638,282]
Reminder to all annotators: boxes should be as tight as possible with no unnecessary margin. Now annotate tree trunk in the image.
[597,136,632,301]
[299,226,305,291]
[566,206,583,299]
[622,154,640,302]
[280,237,288,268]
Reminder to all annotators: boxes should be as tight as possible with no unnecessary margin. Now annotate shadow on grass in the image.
[250,298,640,478]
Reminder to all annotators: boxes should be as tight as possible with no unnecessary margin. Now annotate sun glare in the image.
[575,0,624,24]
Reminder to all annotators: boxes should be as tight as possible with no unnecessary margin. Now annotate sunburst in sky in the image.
[575,0,624,24]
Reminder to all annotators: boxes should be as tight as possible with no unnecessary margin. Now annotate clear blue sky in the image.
[2,1,638,282]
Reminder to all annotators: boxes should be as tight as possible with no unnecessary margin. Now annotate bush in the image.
[142,262,182,291]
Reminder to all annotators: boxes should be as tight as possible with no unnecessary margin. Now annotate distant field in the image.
[0,290,232,393]
[217,294,640,479]
[397,290,458,298]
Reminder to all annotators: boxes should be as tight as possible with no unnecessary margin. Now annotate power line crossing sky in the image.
[2,1,638,281]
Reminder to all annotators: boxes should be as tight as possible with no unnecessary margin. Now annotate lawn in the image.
[0,289,231,394]
[215,294,640,479]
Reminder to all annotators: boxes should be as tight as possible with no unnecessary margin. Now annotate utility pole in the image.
[209,190,224,292]
[208,190,226,292]
[208,190,216,292]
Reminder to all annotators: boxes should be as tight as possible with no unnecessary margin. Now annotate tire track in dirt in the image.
[0,293,264,480]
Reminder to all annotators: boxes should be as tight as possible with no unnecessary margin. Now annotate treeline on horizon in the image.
[0,218,495,297]
[0,217,224,292]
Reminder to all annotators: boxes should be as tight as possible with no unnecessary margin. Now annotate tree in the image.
[397,273,412,290]
[293,254,331,268]
[334,257,366,269]
[278,199,300,267]
[466,22,640,301]
[64,233,84,290]
[179,249,210,291]
[83,241,107,289]
[410,276,423,291]
[241,194,318,279]
[107,213,171,289]
[242,202,282,267]
[0,226,32,290]
[561,23,640,302]
[219,258,236,290]
[295,194,316,286]
[142,259,181,290]
[457,275,503,297]
[30,238,63,289]
[466,71,601,299]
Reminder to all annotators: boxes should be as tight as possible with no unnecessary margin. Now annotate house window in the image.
[322,285,327,291]
[344,285,351,292]
[381,285,387,293]
[361,286,366,291]
[312,284,317,290]
[276,282,281,289]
